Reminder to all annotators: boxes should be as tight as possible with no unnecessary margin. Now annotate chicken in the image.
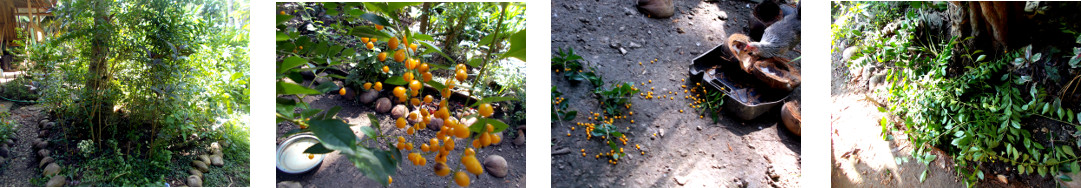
[747,2,800,58]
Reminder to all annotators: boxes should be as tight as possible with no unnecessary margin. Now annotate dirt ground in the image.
[0,104,45,186]
[275,87,527,187]
[550,0,801,187]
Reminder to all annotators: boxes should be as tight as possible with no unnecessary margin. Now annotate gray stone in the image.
[192,160,209,173]
[427,118,443,131]
[4,139,12,146]
[44,122,54,129]
[514,129,526,146]
[38,149,50,158]
[39,157,53,168]
[39,119,48,126]
[359,90,379,104]
[34,140,47,150]
[43,163,60,176]
[210,154,224,166]
[46,175,65,187]
[198,155,211,165]
[277,181,302,188]
[390,105,408,119]
[483,155,508,178]
[0,145,8,157]
[189,168,203,179]
[187,175,203,187]
[375,98,392,113]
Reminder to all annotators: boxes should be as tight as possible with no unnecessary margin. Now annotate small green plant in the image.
[0,112,14,142]
[551,86,576,121]
[593,82,635,117]
[552,47,602,86]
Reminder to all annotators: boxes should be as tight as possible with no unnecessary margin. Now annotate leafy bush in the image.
[0,76,39,101]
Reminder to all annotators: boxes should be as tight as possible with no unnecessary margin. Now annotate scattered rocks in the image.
[277,181,303,188]
[427,118,444,131]
[192,160,210,173]
[39,157,54,168]
[38,149,51,158]
[375,98,392,113]
[210,155,224,166]
[390,105,408,119]
[46,175,65,187]
[198,155,211,165]
[187,175,203,187]
[43,163,61,176]
[359,90,379,104]
[637,0,674,18]
[190,168,204,179]
[483,155,508,178]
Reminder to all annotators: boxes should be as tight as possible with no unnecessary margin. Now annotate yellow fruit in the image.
[366,42,374,50]
[371,38,378,42]
[389,37,399,50]
[422,72,433,82]
[445,79,456,90]
[430,138,439,148]
[454,171,470,187]
[418,122,427,130]
[424,95,433,103]
[485,124,494,133]
[410,80,423,93]
[404,72,414,83]
[388,176,393,185]
[456,63,467,70]
[280,11,286,15]
[406,142,414,150]
[375,24,384,30]
[363,82,372,90]
[434,162,451,176]
[437,106,450,119]
[418,63,430,73]
[411,98,421,106]
[464,148,475,156]
[393,86,407,98]
[410,43,418,53]
[455,69,467,82]
[478,103,494,118]
[307,153,314,159]
[435,152,448,163]
[407,126,415,135]
[462,156,483,175]
[382,66,390,73]
[453,124,470,138]
[397,136,405,144]
[374,82,383,91]
[378,52,387,61]
[396,117,406,129]
[421,143,430,152]
[480,132,491,147]
[472,139,481,148]
[398,96,407,102]
[406,58,418,70]
[361,37,370,43]
[394,49,406,63]
[492,134,502,145]
[299,46,304,50]
[443,137,455,151]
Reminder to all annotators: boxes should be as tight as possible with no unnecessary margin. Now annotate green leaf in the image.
[304,143,335,154]
[502,29,526,61]
[359,13,392,26]
[920,169,928,182]
[347,8,364,16]
[367,114,381,131]
[976,54,986,62]
[471,96,517,107]
[277,81,321,95]
[321,106,343,120]
[412,33,434,41]
[313,81,340,94]
[358,126,375,139]
[1065,146,1077,157]
[419,41,455,63]
[1061,174,1074,182]
[384,76,407,85]
[387,2,422,11]
[350,26,394,39]
[279,56,308,74]
[276,31,290,41]
[309,119,360,153]
[426,80,446,91]
[276,14,294,25]
[562,111,577,121]
[468,118,510,133]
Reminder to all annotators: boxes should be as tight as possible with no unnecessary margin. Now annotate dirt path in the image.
[0,104,46,186]
[276,93,527,187]
[830,41,963,187]
[551,0,800,187]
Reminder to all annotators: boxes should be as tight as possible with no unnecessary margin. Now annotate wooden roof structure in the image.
[0,0,56,46]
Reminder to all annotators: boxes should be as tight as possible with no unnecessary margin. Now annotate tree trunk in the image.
[419,2,432,34]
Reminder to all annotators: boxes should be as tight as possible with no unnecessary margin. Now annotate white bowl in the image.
[276,134,327,174]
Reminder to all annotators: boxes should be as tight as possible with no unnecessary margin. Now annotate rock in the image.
[192,160,209,173]
[190,168,203,179]
[842,46,859,62]
[514,129,526,146]
[277,181,303,188]
[637,0,674,18]
[997,174,1008,184]
[674,175,689,185]
[210,155,224,166]
[39,119,49,126]
[34,139,47,149]
[210,142,221,151]
[39,157,54,168]
[38,149,50,158]
[0,145,8,157]
[46,175,65,187]
[718,11,728,20]
[375,98,392,113]
[187,175,203,187]
[427,118,443,131]
[43,163,61,176]
[44,122,54,129]
[627,42,642,49]
[360,90,379,104]
[390,105,408,119]
[198,155,211,165]
[4,139,12,146]
[483,155,508,178]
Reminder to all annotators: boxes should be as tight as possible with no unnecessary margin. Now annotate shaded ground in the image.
[0,104,44,187]
[275,89,527,187]
[551,0,801,187]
